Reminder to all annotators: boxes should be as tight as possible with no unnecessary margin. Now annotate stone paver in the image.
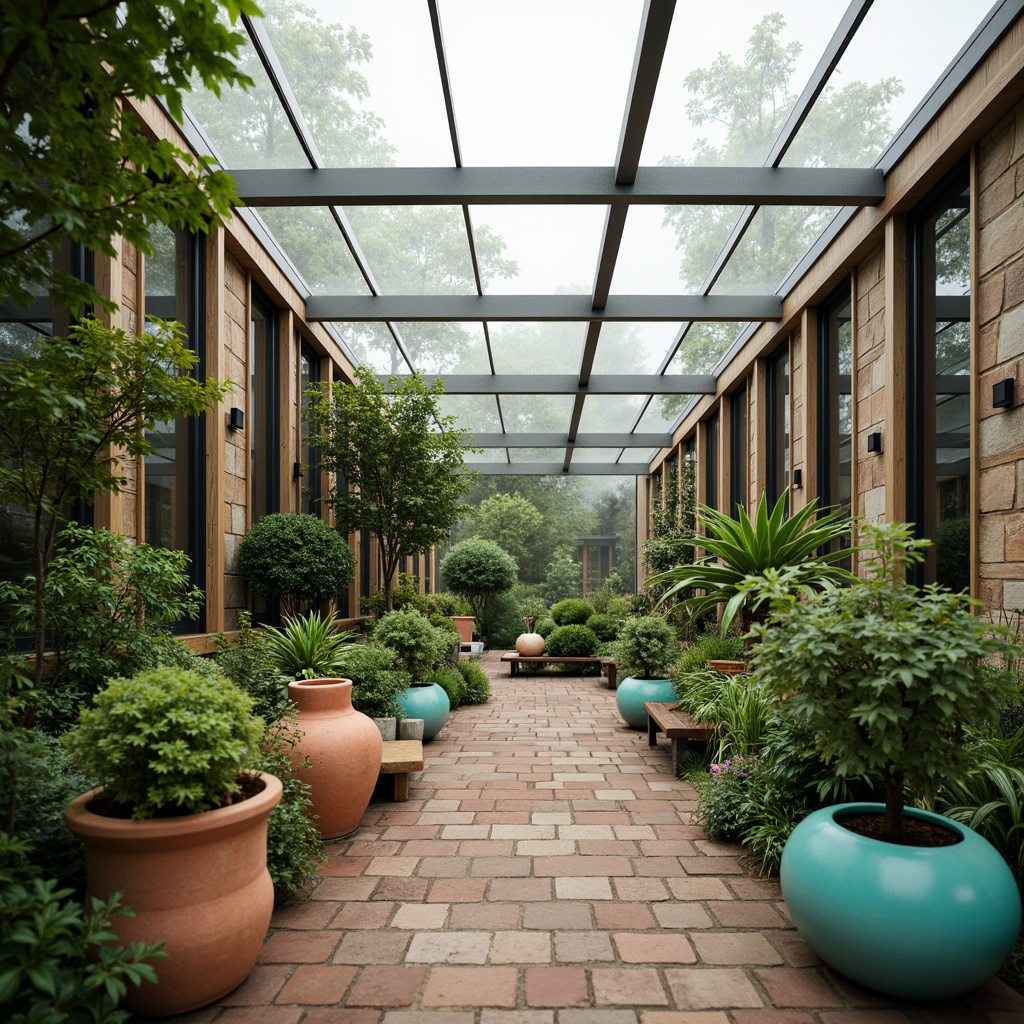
[203,653,1023,1022]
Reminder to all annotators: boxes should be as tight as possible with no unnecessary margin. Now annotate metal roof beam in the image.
[383,374,716,395]
[468,462,650,476]
[469,432,673,447]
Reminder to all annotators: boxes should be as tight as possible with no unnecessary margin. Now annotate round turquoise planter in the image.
[780,802,1021,1000]
[396,683,450,741]
[615,676,676,729]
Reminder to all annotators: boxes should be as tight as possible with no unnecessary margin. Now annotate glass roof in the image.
[180,0,1006,476]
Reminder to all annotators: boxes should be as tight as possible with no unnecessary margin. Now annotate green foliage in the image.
[550,599,596,626]
[676,633,746,675]
[306,365,476,611]
[457,660,492,706]
[0,833,164,1023]
[439,539,518,639]
[643,460,696,583]
[750,521,1021,844]
[372,608,452,681]
[585,614,620,642]
[935,516,971,594]
[214,613,292,723]
[545,625,600,658]
[536,617,557,639]
[648,493,856,635]
[0,1,255,313]
[263,612,356,682]
[62,667,264,820]
[694,754,762,841]
[542,556,582,605]
[464,492,544,574]
[345,644,410,719]
[614,616,681,679]
[428,667,467,709]
[239,514,355,617]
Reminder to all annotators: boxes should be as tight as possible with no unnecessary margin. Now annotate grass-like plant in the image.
[647,493,855,635]
[263,611,356,682]
[62,667,264,819]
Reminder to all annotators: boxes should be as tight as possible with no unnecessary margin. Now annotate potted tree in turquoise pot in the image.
[749,522,1021,1000]
[613,615,681,728]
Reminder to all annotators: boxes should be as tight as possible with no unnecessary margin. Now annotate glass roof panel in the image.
[332,322,405,373]
[500,395,574,433]
[782,0,994,169]
[295,0,453,166]
[643,0,850,168]
[345,206,476,294]
[399,321,490,375]
[592,322,682,375]
[668,322,743,376]
[509,448,567,463]
[712,206,838,294]
[572,448,626,464]
[260,207,368,294]
[490,322,586,375]
[438,394,502,432]
[470,206,606,295]
[463,448,509,463]
[637,395,687,433]
[577,394,649,434]
[440,0,643,166]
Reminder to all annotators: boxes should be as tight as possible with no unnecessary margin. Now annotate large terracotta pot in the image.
[515,632,545,656]
[450,616,476,645]
[288,678,382,839]
[64,772,282,1017]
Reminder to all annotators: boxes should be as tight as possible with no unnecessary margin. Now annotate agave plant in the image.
[263,611,356,681]
[646,492,855,635]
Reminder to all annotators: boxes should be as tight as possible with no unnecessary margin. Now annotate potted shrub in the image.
[62,666,282,1016]
[439,539,518,643]
[345,641,411,740]
[263,610,356,681]
[373,608,453,740]
[239,512,356,617]
[612,616,681,728]
[749,522,1022,999]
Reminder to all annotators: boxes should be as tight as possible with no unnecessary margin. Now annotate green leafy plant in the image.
[457,660,492,706]
[0,833,164,1022]
[550,598,596,626]
[536,617,557,638]
[749,521,1021,844]
[372,608,453,682]
[613,616,681,679]
[263,612,356,682]
[585,613,620,642]
[545,624,600,658]
[62,667,264,820]
[427,666,467,709]
[439,539,519,640]
[239,513,356,617]
[695,754,762,841]
[214,612,292,723]
[676,632,746,674]
[647,493,855,635]
[344,643,410,719]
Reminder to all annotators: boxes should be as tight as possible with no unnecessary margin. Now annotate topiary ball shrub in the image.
[536,617,557,638]
[585,613,619,642]
[615,615,681,679]
[551,598,596,626]
[457,660,492,705]
[239,513,355,617]
[345,643,411,719]
[372,608,451,681]
[546,624,600,658]
[62,666,264,819]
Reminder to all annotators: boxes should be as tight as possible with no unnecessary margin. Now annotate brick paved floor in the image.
[168,652,1024,1024]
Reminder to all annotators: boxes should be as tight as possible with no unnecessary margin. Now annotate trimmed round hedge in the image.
[550,598,595,626]
[545,624,600,658]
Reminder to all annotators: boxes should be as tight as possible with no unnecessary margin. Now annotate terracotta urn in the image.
[450,615,476,645]
[64,772,282,1017]
[515,632,545,656]
[288,678,383,838]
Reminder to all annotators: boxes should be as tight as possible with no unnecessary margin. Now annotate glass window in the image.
[729,383,748,516]
[299,342,321,515]
[767,344,790,510]
[704,412,719,512]
[250,292,279,527]
[908,173,971,590]
[818,285,853,521]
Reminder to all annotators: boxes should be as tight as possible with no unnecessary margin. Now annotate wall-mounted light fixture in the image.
[228,407,245,431]
[993,377,1015,409]
[293,462,304,480]
[867,431,883,454]
[792,468,803,488]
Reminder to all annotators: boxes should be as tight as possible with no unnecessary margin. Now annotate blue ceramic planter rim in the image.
[822,801,967,847]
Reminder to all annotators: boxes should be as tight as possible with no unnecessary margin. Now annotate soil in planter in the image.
[837,812,962,848]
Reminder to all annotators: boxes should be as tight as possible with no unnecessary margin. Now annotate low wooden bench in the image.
[644,701,715,775]
[378,739,424,801]
[500,652,618,689]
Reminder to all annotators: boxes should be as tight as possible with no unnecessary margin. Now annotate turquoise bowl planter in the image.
[780,802,1021,1000]
[615,676,676,729]
[396,683,450,741]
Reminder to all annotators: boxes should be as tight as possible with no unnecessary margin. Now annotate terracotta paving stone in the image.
[663,968,764,1009]
[219,964,290,1005]
[334,902,394,929]
[593,903,658,930]
[534,855,634,876]
[730,1012,817,1023]
[652,903,714,930]
[639,840,698,857]
[390,903,449,929]
[344,965,426,1007]
[524,966,590,1006]
[753,967,844,1007]
[316,856,372,876]
[691,932,785,966]
[405,931,491,963]
[448,902,521,929]
[312,877,378,901]
[639,1013,731,1024]
[333,932,411,965]
[591,967,670,1005]
[613,878,671,901]
[554,876,614,900]
[267,900,338,930]
[301,1009,382,1024]
[487,877,553,901]
[614,932,697,964]
[707,901,788,928]
[380,826,442,840]
[257,931,341,964]
[471,856,534,876]
[459,840,515,856]
[490,930,552,963]
[522,902,594,930]
[678,856,746,875]
[816,1013,914,1024]
[553,930,616,962]
[416,856,471,877]
[665,877,734,900]
[427,878,488,902]
[765,930,822,967]
[274,965,358,1005]
[370,877,431,901]
[214,1008,303,1023]
[420,966,519,1007]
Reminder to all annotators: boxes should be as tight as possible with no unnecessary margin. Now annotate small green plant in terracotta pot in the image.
[263,610,356,681]
[613,615,682,728]
[62,667,282,1016]
[749,522,1022,999]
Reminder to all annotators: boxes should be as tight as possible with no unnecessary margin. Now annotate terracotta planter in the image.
[515,632,545,656]
[64,772,282,1017]
[707,658,747,675]
[288,678,382,839]
[450,616,476,645]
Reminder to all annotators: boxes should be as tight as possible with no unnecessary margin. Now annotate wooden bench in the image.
[378,739,424,801]
[500,652,618,689]
[643,702,715,775]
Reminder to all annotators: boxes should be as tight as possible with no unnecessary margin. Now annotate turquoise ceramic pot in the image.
[780,802,1021,1000]
[396,683,450,741]
[615,676,676,729]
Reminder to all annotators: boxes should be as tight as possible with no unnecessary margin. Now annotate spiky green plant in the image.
[647,493,856,634]
[263,612,356,682]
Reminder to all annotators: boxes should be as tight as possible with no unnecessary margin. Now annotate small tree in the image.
[440,539,518,641]
[239,513,355,617]
[305,365,476,612]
